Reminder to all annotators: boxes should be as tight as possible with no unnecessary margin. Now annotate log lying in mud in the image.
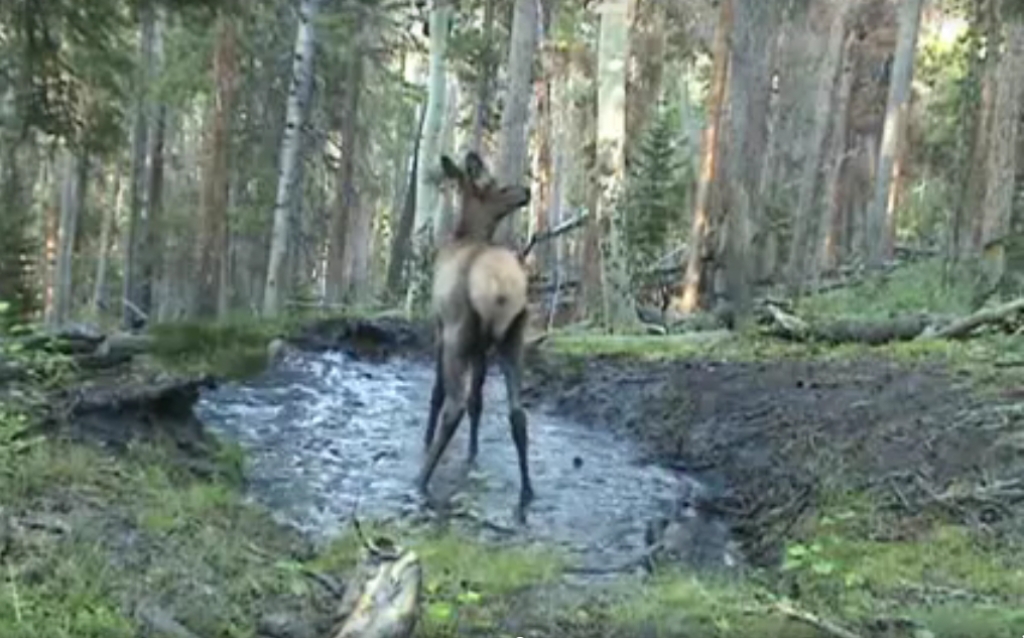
[329,536,422,638]
[759,297,1024,345]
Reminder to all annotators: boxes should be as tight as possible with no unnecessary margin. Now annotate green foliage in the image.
[797,259,975,321]
[3,0,134,154]
[147,316,299,378]
[621,105,689,286]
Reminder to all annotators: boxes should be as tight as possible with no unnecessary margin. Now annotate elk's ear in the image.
[464,151,487,182]
[440,155,462,181]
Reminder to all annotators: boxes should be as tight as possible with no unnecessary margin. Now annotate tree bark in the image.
[263,0,322,317]
[493,0,540,246]
[405,0,452,315]
[594,0,639,332]
[53,149,86,327]
[327,46,364,303]
[470,0,496,153]
[196,13,238,319]
[786,3,850,296]
[977,16,1024,290]
[865,0,924,268]
[821,32,857,275]
[122,1,156,328]
[673,0,732,314]
[91,163,123,319]
[386,103,427,298]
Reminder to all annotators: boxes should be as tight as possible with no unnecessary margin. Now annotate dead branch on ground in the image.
[759,296,1024,345]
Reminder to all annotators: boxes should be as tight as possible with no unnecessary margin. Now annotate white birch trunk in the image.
[865,0,924,268]
[404,1,452,316]
[53,149,84,327]
[263,0,323,317]
[91,162,123,319]
[595,0,638,331]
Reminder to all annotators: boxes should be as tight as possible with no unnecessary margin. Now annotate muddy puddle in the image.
[195,349,736,577]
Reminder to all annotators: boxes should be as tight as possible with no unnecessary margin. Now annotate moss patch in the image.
[146,316,297,379]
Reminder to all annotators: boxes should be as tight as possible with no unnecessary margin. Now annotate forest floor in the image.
[2,264,1024,638]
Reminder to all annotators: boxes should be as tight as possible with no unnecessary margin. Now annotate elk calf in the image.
[417,151,535,512]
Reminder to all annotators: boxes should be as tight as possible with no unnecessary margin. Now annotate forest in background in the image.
[2,0,1022,336]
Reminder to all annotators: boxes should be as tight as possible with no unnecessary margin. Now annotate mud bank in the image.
[525,350,1024,564]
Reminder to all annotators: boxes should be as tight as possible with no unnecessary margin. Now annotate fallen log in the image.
[760,297,1024,345]
[925,297,1024,339]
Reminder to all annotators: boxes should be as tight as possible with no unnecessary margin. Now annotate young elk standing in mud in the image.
[417,151,535,513]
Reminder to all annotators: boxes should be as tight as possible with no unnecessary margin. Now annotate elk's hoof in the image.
[519,484,535,509]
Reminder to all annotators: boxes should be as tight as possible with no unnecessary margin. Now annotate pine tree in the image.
[622,105,687,284]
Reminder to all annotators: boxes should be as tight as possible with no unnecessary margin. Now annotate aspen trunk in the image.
[263,0,322,317]
[865,0,924,268]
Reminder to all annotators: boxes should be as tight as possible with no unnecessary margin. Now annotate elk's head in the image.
[441,151,530,242]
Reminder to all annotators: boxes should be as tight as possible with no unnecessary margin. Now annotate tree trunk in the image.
[435,74,460,240]
[53,149,86,327]
[977,16,1024,290]
[386,103,427,298]
[625,0,666,161]
[953,0,995,259]
[341,57,373,302]
[531,0,556,275]
[493,0,540,246]
[122,1,156,328]
[263,0,322,317]
[327,46,364,303]
[196,13,238,319]
[821,32,857,275]
[405,0,452,316]
[673,0,732,314]
[865,0,924,268]
[139,5,166,319]
[41,158,59,323]
[786,3,850,296]
[594,0,639,332]
[91,162,123,319]
[470,0,496,153]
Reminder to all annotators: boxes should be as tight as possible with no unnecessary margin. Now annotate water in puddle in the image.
[195,349,732,575]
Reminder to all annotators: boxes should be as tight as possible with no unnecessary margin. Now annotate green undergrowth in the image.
[146,315,302,379]
[145,305,414,379]
[797,259,976,321]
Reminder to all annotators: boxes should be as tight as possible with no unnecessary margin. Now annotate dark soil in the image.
[523,351,1023,565]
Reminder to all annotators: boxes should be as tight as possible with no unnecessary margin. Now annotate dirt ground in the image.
[524,348,1024,565]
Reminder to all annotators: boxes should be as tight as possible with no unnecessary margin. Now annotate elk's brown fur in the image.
[417,151,535,512]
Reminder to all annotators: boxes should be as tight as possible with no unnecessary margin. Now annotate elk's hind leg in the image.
[424,338,445,449]
[466,349,487,463]
[496,310,534,509]
[417,324,473,497]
